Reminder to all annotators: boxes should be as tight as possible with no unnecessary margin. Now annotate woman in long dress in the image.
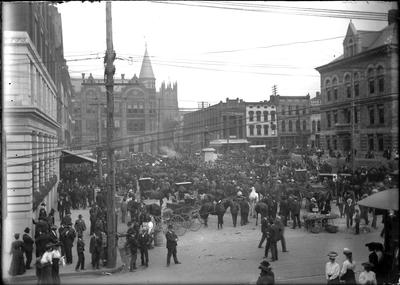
[51,243,62,285]
[8,233,26,276]
[340,248,356,284]
[40,243,54,284]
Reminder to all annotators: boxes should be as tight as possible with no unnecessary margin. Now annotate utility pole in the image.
[89,99,104,183]
[351,77,356,174]
[105,1,116,268]
[157,97,161,154]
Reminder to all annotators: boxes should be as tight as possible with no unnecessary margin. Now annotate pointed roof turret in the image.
[139,45,155,79]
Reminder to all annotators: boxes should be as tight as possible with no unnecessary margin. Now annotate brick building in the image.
[270,95,311,149]
[3,2,72,273]
[310,92,322,148]
[245,101,278,148]
[183,98,246,151]
[316,10,399,157]
[71,47,179,155]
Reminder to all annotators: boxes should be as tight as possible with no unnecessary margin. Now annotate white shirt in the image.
[51,249,61,259]
[41,250,53,264]
[340,259,356,276]
[325,261,340,280]
[359,271,377,285]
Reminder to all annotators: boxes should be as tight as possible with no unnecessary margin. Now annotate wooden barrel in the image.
[154,230,164,247]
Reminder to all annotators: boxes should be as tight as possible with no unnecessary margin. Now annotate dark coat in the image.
[8,240,26,276]
[76,238,85,253]
[138,232,151,249]
[22,233,34,252]
[89,235,102,254]
[165,230,178,249]
[256,270,275,285]
[230,200,240,215]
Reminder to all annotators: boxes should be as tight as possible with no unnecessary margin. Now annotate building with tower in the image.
[70,47,179,155]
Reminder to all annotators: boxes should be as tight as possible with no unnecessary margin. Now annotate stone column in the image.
[44,135,50,182]
[38,133,44,187]
[32,131,39,193]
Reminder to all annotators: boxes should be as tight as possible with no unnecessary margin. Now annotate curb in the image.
[6,265,124,283]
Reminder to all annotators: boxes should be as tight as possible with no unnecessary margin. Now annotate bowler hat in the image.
[361,262,373,268]
[24,227,30,233]
[327,251,338,258]
[259,260,271,271]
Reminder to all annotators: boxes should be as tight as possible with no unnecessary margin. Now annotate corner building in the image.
[316,10,399,156]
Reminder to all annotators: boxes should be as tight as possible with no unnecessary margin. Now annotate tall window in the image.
[296,120,300,131]
[347,39,355,56]
[256,125,262,135]
[333,137,337,150]
[368,68,375,94]
[264,125,269,135]
[326,137,331,150]
[288,120,293,132]
[271,124,276,134]
[345,74,351,98]
[368,134,374,151]
[271,111,276,121]
[256,111,261,122]
[378,104,384,124]
[295,106,299,115]
[282,121,286,132]
[343,108,351,124]
[327,112,331,128]
[249,111,254,122]
[263,111,269,122]
[377,134,384,151]
[354,72,360,97]
[333,77,338,100]
[288,106,292,115]
[333,111,338,124]
[317,120,321,132]
[312,120,316,133]
[377,66,384,93]
[303,120,307,131]
[281,108,285,115]
[249,125,254,136]
[369,106,375,125]
[354,107,358,124]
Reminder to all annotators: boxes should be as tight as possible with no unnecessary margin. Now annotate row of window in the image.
[325,134,385,152]
[248,111,276,122]
[281,105,308,116]
[311,120,321,133]
[325,104,384,127]
[249,124,276,136]
[281,120,307,132]
[324,66,385,102]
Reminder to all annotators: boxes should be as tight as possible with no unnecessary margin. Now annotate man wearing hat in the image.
[344,198,355,229]
[22,227,34,269]
[325,251,340,284]
[359,262,377,285]
[359,194,369,225]
[256,259,275,285]
[165,224,181,266]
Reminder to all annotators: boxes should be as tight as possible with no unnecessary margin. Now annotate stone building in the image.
[270,95,311,149]
[3,2,72,272]
[70,47,179,155]
[245,101,278,148]
[183,98,246,152]
[316,10,399,157]
[310,92,322,148]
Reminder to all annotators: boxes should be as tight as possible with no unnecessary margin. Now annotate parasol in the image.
[357,188,398,211]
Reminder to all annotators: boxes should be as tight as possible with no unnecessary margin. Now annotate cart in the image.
[302,213,339,233]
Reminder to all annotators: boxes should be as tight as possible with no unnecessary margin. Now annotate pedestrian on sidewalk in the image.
[127,224,139,271]
[230,199,240,227]
[256,259,275,285]
[63,224,76,264]
[8,233,26,276]
[61,211,72,227]
[354,209,361,235]
[121,197,128,224]
[344,198,355,229]
[325,251,340,285]
[165,224,181,266]
[47,209,56,226]
[74,214,87,237]
[339,248,356,284]
[49,225,58,244]
[40,243,55,284]
[75,234,85,272]
[291,198,301,229]
[275,216,288,253]
[51,242,62,285]
[138,227,150,267]
[359,262,377,285]
[258,217,269,248]
[89,231,101,270]
[22,227,34,270]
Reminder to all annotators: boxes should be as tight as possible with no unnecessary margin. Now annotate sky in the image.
[57,1,397,109]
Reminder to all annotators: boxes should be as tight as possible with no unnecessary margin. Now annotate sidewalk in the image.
[6,207,129,283]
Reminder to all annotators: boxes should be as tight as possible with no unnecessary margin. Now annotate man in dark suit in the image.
[258,217,269,248]
[63,224,76,264]
[265,218,278,262]
[291,198,301,229]
[165,224,181,266]
[89,231,102,269]
[138,228,151,267]
[279,197,289,227]
[344,198,355,229]
[22,227,34,269]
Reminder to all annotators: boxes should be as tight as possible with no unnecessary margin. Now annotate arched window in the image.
[377,66,385,93]
[288,120,292,132]
[345,74,351,98]
[264,125,269,135]
[271,111,276,121]
[368,68,375,94]
[312,120,316,133]
[332,77,338,100]
[256,125,262,135]
[282,121,286,132]
[249,125,254,136]
[348,38,355,56]
[354,72,360,97]
[317,120,321,132]
[303,120,307,131]
[325,79,331,101]
[249,111,254,122]
[256,111,261,122]
[263,111,269,121]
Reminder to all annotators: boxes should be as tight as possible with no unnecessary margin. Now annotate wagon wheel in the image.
[180,213,192,229]
[170,215,187,236]
[189,213,202,232]
[310,220,322,233]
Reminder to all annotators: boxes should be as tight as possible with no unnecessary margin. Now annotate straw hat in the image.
[327,251,338,258]
[343,248,352,254]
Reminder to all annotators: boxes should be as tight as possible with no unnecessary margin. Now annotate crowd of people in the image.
[7,147,398,285]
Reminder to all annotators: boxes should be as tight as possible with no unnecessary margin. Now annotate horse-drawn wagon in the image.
[302,212,339,233]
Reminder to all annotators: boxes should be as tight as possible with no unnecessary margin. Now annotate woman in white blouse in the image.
[325,251,340,284]
[359,262,377,285]
[40,243,54,284]
[340,248,356,284]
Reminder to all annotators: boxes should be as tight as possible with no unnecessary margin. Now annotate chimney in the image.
[388,9,399,25]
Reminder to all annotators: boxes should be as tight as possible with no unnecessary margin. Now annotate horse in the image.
[249,187,259,218]
[254,201,268,226]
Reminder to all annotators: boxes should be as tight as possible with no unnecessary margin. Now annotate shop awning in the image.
[357,188,398,211]
[61,150,97,164]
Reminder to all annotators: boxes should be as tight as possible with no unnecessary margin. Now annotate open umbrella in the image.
[357,188,398,211]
